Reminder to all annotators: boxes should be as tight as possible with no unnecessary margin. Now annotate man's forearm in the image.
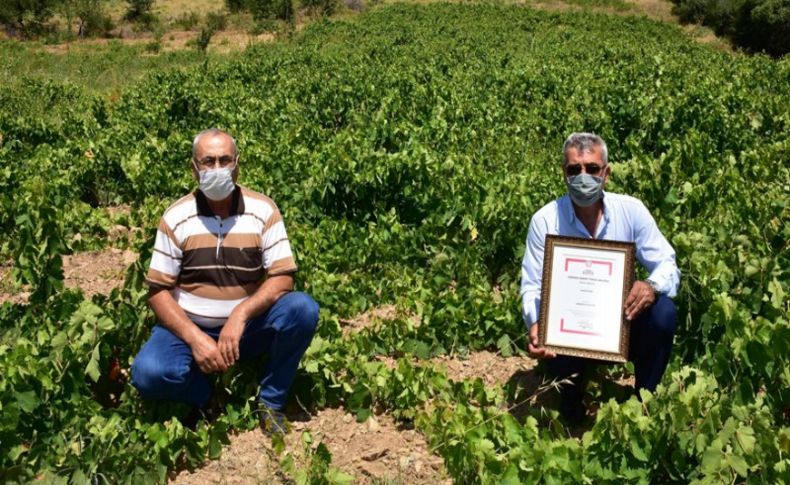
[234,274,294,320]
[148,288,203,346]
[647,262,681,298]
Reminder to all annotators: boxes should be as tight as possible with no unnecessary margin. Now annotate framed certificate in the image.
[538,235,636,362]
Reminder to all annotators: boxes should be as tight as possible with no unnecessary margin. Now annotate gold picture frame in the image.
[537,235,636,363]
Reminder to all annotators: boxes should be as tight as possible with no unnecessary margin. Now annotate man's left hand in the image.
[625,281,656,321]
[218,308,248,367]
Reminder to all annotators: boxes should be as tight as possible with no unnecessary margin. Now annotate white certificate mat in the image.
[538,236,635,362]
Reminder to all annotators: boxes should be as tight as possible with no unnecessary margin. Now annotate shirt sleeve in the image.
[145,218,182,290]
[632,201,681,297]
[520,215,547,329]
[262,206,298,277]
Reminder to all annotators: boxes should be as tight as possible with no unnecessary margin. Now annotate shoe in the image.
[182,406,214,430]
[258,401,289,437]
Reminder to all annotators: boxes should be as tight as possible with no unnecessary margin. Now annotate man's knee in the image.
[278,291,319,335]
[130,353,190,399]
[644,295,677,336]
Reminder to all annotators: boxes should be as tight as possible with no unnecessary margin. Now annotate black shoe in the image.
[182,405,217,430]
[257,401,289,437]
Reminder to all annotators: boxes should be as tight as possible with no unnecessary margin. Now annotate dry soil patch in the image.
[375,350,539,388]
[172,408,449,484]
[0,265,28,305]
[431,350,538,387]
[62,248,138,298]
[0,248,137,304]
[338,304,420,336]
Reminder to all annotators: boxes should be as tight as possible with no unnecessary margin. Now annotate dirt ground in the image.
[0,248,137,304]
[62,248,138,297]
[172,408,450,484]
[432,350,538,387]
[338,304,422,336]
[170,350,569,484]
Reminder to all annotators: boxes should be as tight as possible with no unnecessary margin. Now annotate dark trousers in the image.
[548,295,677,405]
[130,291,319,411]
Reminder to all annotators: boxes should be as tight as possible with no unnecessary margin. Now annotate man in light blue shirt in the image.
[521,132,680,425]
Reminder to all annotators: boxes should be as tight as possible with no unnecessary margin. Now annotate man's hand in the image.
[218,307,248,367]
[527,324,556,359]
[625,280,656,321]
[190,331,228,374]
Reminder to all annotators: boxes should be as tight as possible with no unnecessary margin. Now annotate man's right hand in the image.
[527,324,556,359]
[189,331,228,374]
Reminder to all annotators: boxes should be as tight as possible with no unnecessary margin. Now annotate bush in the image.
[143,38,161,52]
[195,26,214,52]
[75,0,114,37]
[671,0,790,56]
[171,11,199,30]
[206,11,227,31]
[223,0,293,23]
[124,0,154,21]
[225,0,247,13]
[0,0,59,37]
[248,0,294,21]
[302,0,339,15]
[735,0,790,56]
[672,0,715,23]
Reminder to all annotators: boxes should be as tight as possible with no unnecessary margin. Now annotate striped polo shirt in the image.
[146,185,298,328]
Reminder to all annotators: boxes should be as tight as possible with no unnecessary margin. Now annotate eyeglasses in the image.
[564,163,606,176]
[194,155,237,169]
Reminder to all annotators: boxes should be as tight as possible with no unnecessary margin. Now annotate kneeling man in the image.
[521,132,680,424]
[131,128,318,436]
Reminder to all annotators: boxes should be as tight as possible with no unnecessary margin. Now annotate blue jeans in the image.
[131,291,319,410]
[548,294,677,403]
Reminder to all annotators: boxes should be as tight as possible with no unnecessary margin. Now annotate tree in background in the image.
[672,0,789,56]
[302,0,338,16]
[734,0,790,57]
[247,0,295,21]
[124,0,154,21]
[60,0,114,37]
[0,0,59,37]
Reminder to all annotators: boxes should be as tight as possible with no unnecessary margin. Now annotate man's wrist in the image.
[235,302,250,319]
[645,279,661,297]
[184,325,206,347]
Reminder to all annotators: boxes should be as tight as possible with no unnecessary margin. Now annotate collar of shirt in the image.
[562,190,611,238]
[195,185,244,218]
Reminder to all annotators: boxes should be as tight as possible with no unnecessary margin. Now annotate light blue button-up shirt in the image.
[520,191,681,329]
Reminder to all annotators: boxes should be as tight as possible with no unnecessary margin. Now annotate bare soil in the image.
[338,304,420,336]
[432,350,538,387]
[0,265,28,305]
[339,303,399,334]
[172,408,450,484]
[0,248,137,304]
[62,248,138,297]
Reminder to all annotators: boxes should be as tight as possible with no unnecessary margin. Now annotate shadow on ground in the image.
[504,364,636,439]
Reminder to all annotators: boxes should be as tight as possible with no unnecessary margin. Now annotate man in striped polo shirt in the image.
[131,128,319,436]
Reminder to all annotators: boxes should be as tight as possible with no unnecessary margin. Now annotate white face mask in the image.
[195,164,236,201]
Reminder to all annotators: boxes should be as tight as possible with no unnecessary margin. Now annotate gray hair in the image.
[192,128,238,159]
[562,132,608,165]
